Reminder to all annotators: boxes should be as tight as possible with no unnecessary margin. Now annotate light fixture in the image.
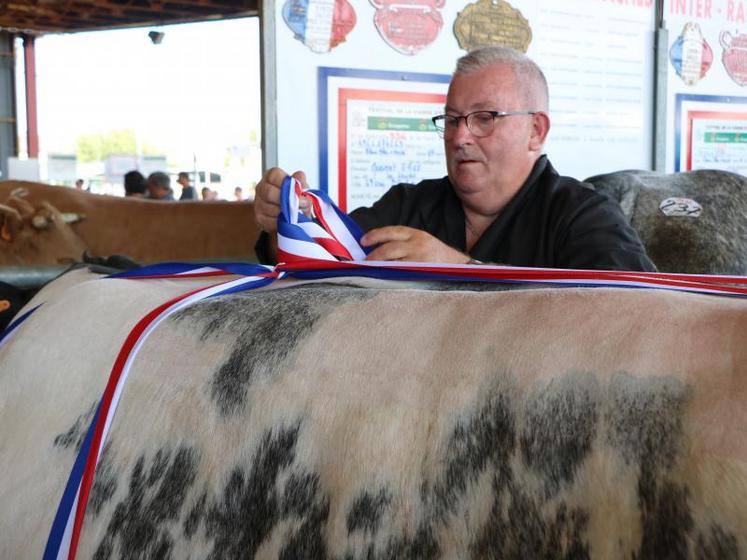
[148,31,165,45]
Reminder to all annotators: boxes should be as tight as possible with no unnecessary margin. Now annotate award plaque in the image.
[283,0,356,53]
[721,30,747,86]
[669,22,713,86]
[453,0,532,52]
[371,0,445,55]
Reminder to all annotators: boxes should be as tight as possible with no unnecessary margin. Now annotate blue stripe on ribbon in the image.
[107,262,274,279]
[0,303,42,349]
[205,274,280,298]
[44,402,102,560]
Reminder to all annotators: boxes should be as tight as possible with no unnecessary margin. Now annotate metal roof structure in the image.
[0,0,258,34]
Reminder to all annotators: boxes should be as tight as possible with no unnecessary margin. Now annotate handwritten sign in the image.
[334,88,446,211]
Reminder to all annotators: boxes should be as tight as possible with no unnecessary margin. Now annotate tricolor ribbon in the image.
[32,174,747,558]
[44,264,279,560]
[276,176,368,263]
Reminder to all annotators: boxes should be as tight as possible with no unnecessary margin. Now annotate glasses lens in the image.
[467,112,495,137]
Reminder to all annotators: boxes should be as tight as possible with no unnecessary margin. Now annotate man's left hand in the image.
[361,226,470,263]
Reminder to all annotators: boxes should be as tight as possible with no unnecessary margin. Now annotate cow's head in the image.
[0,191,87,265]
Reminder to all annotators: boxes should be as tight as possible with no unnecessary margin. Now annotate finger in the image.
[263,167,289,187]
[256,182,282,207]
[360,226,414,247]
[365,241,410,261]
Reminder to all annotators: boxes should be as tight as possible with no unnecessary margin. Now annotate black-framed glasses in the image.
[431,110,537,138]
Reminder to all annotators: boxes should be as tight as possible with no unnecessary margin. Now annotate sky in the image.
[17,17,262,182]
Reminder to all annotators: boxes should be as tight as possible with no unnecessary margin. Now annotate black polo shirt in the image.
[349,156,656,271]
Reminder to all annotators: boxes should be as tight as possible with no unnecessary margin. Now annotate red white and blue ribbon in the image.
[277,176,368,263]
[44,264,279,560]
[37,174,747,558]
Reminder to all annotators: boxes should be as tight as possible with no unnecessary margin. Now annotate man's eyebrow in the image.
[443,102,494,114]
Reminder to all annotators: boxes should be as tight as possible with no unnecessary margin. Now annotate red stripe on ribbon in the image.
[67,280,229,559]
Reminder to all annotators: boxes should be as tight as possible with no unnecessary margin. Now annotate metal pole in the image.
[22,34,39,158]
[653,0,668,171]
[260,0,278,171]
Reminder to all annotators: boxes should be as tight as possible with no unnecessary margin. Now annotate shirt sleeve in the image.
[555,193,657,272]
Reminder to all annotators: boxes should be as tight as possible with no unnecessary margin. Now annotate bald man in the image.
[254,46,654,272]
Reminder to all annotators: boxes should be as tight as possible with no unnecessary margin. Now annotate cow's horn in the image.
[0,203,23,241]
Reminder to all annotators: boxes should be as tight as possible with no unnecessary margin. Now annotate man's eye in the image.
[473,113,494,125]
[444,117,459,127]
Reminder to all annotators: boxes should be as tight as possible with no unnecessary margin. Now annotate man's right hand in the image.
[253,167,311,234]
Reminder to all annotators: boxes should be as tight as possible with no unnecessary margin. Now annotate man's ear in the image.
[528,111,550,152]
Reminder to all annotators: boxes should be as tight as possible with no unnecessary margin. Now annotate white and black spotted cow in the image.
[586,169,747,275]
[1,268,746,558]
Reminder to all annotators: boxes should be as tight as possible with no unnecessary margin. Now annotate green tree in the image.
[75,129,161,162]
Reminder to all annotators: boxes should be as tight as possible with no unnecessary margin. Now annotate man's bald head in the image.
[454,46,549,113]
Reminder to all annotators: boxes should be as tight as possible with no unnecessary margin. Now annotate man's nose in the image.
[449,117,473,144]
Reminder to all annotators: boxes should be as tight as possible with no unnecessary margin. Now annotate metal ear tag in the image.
[659,197,702,218]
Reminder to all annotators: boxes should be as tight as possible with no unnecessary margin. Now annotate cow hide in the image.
[586,169,747,275]
[1,269,746,558]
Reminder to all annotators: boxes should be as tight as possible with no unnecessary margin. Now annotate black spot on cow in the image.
[53,400,97,452]
[183,491,206,539]
[472,482,590,559]
[88,442,118,517]
[94,445,199,560]
[521,371,599,497]
[203,422,331,559]
[418,373,594,559]
[427,385,517,520]
[696,524,740,560]
[347,488,391,534]
[278,475,330,560]
[606,372,694,559]
[172,285,374,415]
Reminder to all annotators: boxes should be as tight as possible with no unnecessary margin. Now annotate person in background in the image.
[123,170,147,198]
[234,186,244,201]
[146,171,175,201]
[253,46,654,272]
[201,187,217,201]
[74,179,88,192]
[177,171,196,201]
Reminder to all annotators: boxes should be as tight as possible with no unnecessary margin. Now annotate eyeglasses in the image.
[431,110,536,138]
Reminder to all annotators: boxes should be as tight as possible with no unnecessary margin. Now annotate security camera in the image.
[148,31,165,45]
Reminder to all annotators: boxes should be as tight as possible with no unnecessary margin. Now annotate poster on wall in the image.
[664,0,747,171]
[318,67,449,211]
[674,93,747,174]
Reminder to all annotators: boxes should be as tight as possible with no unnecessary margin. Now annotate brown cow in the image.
[0,181,260,264]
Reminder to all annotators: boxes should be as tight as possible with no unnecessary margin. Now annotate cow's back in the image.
[1,272,747,558]
[586,169,747,275]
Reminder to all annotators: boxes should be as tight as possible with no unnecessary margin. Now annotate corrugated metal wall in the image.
[0,31,16,180]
